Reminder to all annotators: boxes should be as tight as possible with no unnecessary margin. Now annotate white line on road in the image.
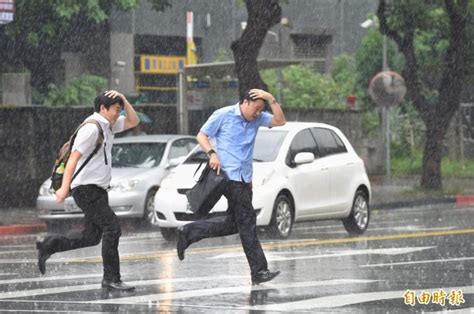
[0,275,245,300]
[0,274,103,285]
[82,279,382,305]
[243,285,474,311]
[361,256,474,267]
[208,246,435,262]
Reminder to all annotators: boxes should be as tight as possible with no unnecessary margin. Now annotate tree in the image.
[260,54,357,110]
[231,0,282,98]
[377,0,473,190]
[0,0,171,94]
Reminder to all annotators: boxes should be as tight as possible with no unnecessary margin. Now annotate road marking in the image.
[243,285,474,310]
[80,279,381,305]
[0,275,244,300]
[361,256,474,267]
[429,307,474,314]
[0,249,39,254]
[1,228,473,264]
[208,247,435,262]
[0,274,103,285]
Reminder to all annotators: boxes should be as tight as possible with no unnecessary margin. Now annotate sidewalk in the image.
[0,207,46,235]
[1,176,474,235]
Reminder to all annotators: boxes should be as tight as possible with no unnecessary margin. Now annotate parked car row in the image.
[37,122,371,240]
[37,135,197,230]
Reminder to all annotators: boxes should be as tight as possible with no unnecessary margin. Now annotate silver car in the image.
[37,134,197,230]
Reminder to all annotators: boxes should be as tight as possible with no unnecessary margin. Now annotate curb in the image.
[455,195,474,206]
[373,197,456,210]
[0,224,47,236]
[373,195,474,210]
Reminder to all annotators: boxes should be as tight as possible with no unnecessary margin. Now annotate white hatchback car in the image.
[154,122,371,240]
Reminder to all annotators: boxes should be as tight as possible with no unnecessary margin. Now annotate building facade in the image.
[62,0,377,103]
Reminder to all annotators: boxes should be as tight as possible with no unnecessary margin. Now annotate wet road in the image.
[0,205,473,313]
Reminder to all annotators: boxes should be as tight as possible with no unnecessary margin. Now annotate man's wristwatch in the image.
[207,149,216,157]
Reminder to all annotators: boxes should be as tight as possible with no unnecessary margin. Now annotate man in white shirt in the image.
[36,90,139,291]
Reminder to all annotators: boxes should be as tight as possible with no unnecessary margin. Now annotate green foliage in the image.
[283,65,346,109]
[44,74,107,107]
[262,59,357,109]
[361,110,379,137]
[391,153,423,176]
[1,0,170,69]
[5,0,141,45]
[332,53,356,94]
[389,103,425,157]
[213,48,233,62]
[392,155,474,179]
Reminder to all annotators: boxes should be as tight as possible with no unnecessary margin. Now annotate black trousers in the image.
[43,185,122,282]
[183,180,268,277]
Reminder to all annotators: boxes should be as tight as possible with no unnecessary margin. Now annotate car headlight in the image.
[109,179,139,192]
[39,182,54,196]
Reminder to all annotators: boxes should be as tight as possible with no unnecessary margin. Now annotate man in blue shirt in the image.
[177,88,286,285]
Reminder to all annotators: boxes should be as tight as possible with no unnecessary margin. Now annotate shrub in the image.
[44,74,107,107]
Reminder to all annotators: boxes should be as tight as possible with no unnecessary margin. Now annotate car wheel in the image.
[269,194,294,239]
[143,188,159,227]
[343,190,370,234]
[160,228,177,241]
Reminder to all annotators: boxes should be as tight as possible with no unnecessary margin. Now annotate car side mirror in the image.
[294,152,314,165]
[167,156,186,169]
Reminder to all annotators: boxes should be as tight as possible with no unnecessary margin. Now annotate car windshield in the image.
[254,130,288,161]
[183,129,288,164]
[112,142,166,168]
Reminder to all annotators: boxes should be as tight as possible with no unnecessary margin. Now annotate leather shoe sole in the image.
[101,280,135,291]
[251,270,280,285]
[36,241,51,275]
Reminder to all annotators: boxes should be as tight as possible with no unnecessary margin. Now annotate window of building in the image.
[291,34,332,73]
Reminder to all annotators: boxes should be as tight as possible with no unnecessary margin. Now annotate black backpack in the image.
[50,119,104,191]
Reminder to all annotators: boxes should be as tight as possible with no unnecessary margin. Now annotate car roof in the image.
[260,121,338,132]
[114,134,195,144]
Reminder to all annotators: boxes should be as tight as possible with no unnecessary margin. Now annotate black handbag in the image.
[186,162,227,217]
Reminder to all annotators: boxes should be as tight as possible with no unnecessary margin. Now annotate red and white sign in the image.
[0,0,15,24]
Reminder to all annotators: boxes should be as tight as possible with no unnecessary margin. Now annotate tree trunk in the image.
[231,0,281,99]
[378,0,468,191]
[420,116,447,190]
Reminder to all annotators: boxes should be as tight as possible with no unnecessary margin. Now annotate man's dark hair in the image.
[240,90,266,104]
[94,91,124,112]
[239,90,269,109]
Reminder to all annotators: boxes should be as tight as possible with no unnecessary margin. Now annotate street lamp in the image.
[361,17,391,177]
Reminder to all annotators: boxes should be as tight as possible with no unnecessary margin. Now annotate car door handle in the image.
[346,162,354,166]
[320,167,329,171]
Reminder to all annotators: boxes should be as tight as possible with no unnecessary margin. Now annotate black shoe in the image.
[101,280,135,291]
[177,226,189,261]
[251,269,280,285]
[36,241,51,275]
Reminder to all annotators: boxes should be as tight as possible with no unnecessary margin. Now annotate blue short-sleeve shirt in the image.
[201,103,273,182]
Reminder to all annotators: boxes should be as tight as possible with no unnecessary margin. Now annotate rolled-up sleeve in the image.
[112,116,126,134]
[260,112,273,128]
